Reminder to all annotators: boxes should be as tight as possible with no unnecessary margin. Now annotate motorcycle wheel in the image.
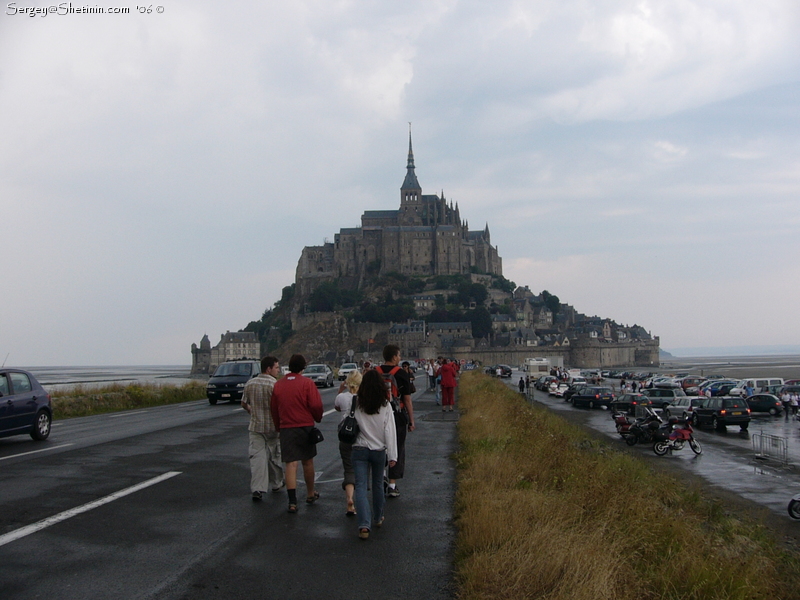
[625,434,638,446]
[689,438,702,454]
[789,499,800,520]
[653,441,670,456]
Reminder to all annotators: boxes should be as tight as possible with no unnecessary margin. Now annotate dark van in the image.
[206,360,260,405]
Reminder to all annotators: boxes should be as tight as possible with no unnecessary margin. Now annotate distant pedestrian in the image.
[518,377,525,394]
[241,356,285,501]
[791,392,799,416]
[334,370,363,517]
[271,354,324,513]
[440,358,458,412]
[352,369,398,540]
[426,360,435,391]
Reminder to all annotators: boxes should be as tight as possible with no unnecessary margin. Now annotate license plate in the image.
[221,394,231,398]
[732,411,742,415]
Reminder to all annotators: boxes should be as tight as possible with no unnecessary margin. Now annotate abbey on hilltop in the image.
[294,130,503,297]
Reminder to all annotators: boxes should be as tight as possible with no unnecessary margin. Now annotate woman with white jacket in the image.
[351,368,398,540]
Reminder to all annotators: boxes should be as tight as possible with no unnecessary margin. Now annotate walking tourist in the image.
[241,356,285,501]
[351,369,398,540]
[334,370,362,517]
[376,344,414,499]
[440,358,458,412]
[270,354,324,513]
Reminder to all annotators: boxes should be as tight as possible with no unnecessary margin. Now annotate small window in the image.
[0,374,8,396]
[9,372,32,394]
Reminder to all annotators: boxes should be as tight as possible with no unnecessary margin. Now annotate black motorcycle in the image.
[625,408,664,446]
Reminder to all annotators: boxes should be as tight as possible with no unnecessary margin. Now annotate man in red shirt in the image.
[439,358,458,412]
[271,354,324,513]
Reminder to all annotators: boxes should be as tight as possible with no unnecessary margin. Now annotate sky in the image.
[1,0,799,366]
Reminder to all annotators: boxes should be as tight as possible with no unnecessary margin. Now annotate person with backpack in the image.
[376,344,415,498]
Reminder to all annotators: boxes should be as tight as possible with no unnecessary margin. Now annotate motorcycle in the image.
[653,419,702,455]
[788,494,800,520]
[624,407,663,446]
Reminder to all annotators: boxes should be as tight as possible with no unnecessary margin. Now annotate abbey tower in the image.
[295,132,503,297]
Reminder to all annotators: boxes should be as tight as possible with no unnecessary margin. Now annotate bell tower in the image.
[400,124,422,220]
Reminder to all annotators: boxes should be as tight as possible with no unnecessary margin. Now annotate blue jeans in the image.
[352,446,386,531]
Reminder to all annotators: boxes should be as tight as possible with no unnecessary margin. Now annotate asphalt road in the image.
[0,385,457,600]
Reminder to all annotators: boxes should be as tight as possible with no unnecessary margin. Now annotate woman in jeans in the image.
[352,369,398,540]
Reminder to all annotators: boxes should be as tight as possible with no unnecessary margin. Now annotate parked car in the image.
[642,387,687,409]
[571,386,615,409]
[731,378,785,396]
[698,380,739,397]
[206,360,260,405]
[610,393,652,415]
[663,396,707,421]
[496,364,513,378]
[692,396,751,431]
[744,393,783,415]
[0,368,52,441]
[338,362,359,381]
[563,383,590,402]
[305,364,335,387]
[535,375,557,391]
[678,376,707,396]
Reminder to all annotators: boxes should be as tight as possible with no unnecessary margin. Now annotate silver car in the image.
[305,364,334,387]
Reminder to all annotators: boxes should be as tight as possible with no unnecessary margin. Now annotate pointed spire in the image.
[401,123,421,191]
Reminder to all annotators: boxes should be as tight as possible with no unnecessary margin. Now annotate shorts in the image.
[279,426,318,463]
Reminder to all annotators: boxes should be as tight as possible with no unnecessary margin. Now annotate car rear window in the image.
[725,400,747,409]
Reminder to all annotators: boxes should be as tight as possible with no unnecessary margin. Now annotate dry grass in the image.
[455,372,800,600]
[51,381,208,419]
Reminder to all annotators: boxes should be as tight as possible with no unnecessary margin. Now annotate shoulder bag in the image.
[337,396,360,444]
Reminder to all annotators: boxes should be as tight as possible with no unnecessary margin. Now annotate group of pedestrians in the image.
[241,345,418,540]
[781,390,800,417]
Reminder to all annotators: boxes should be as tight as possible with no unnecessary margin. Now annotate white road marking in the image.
[0,471,182,548]
[0,443,74,461]
[109,410,150,418]
[323,409,336,416]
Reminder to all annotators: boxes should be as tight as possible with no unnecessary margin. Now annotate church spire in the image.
[401,123,421,192]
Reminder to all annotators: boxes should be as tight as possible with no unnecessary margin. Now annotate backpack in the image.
[379,365,402,412]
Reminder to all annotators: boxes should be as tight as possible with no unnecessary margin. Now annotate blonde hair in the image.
[345,370,362,394]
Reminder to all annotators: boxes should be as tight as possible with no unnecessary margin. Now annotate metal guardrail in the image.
[752,432,788,465]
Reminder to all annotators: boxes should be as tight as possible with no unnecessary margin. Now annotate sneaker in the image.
[271,483,286,493]
[252,491,263,501]
[387,486,400,498]
[358,528,370,540]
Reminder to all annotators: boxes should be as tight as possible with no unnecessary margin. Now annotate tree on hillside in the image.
[541,290,561,315]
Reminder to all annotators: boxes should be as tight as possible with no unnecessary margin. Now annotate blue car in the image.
[0,368,53,440]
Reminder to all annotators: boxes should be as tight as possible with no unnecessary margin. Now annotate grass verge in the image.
[50,381,208,419]
[455,372,800,600]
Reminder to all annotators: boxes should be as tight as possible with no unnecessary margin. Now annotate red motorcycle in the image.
[653,419,702,455]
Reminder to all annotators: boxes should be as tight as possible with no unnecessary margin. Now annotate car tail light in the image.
[595,394,600,399]
[747,409,751,414]
[720,409,727,415]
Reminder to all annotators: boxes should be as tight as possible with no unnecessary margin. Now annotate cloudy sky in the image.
[2,0,799,366]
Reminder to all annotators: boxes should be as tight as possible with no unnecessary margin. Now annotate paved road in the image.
[0,385,457,599]
[510,371,800,520]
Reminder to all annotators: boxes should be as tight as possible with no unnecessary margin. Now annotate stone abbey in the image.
[295,132,503,297]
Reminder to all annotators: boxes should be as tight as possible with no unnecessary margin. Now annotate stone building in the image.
[191,331,260,374]
[295,132,503,298]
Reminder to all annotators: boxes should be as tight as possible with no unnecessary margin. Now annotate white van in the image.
[731,378,784,396]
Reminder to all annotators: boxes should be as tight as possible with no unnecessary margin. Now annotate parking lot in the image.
[505,369,800,519]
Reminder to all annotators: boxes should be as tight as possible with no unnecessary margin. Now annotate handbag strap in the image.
[349,395,357,417]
